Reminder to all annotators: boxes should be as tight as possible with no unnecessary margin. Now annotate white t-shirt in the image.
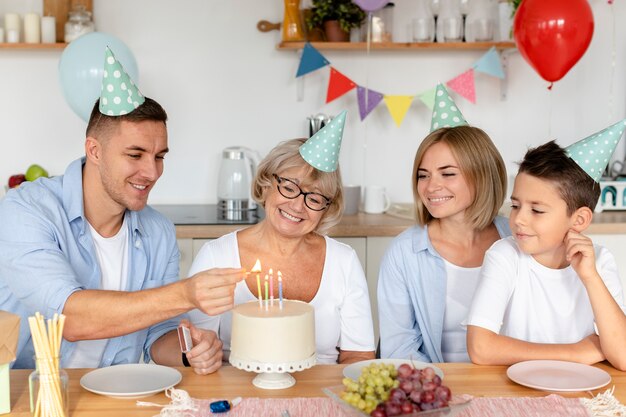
[66,218,129,368]
[188,231,375,364]
[441,260,481,362]
[467,237,626,343]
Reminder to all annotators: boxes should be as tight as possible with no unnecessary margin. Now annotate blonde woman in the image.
[378,126,510,362]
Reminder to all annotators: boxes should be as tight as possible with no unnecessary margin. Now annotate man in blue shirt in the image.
[0,48,243,372]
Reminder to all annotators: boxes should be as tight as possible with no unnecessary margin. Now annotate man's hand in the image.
[565,230,598,283]
[185,268,244,316]
[181,319,223,375]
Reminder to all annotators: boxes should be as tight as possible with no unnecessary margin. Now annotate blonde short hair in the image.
[252,138,344,235]
[412,126,506,230]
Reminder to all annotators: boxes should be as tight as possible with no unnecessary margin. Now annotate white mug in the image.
[363,185,391,214]
[343,184,361,215]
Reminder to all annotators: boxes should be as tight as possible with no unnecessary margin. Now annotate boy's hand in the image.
[564,229,598,283]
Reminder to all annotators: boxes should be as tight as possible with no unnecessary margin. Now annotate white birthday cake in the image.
[229,300,316,370]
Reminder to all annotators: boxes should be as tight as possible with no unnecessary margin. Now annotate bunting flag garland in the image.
[417,87,437,111]
[474,47,505,79]
[357,87,384,120]
[296,43,331,77]
[326,68,357,103]
[446,69,476,104]
[384,96,414,127]
[296,42,506,127]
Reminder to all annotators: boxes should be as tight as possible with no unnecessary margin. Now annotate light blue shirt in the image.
[0,158,182,369]
[377,216,511,363]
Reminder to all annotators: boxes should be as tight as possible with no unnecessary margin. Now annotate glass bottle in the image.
[29,357,69,417]
[436,0,463,42]
[465,0,496,42]
[282,0,305,42]
[64,4,95,43]
[412,0,435,42]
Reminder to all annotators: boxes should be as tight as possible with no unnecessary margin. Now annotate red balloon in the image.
[514,0,594,83]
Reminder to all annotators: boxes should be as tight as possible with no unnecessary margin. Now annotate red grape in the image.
[397,364,413,379]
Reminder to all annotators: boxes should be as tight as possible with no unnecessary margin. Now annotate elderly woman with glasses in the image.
[188,137,375,365]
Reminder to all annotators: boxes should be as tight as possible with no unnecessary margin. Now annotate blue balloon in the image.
[58,32,139,122]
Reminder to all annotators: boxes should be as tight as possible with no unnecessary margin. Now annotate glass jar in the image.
[436,0,463,42]
[363,3,395,42]
[465,0,496,42]
[412,0,435,42]
[64,4,95,43]
[29,357,69,417]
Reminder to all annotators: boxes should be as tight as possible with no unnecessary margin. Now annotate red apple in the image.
[8,174,26,188]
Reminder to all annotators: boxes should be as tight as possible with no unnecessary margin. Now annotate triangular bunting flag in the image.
[296,43,330,78]
[474,47,505,79]
[326,67,357,103]
[417,87,437,111]
[383,95,414,127]
[356,86,384,120]
[447,69,476,104]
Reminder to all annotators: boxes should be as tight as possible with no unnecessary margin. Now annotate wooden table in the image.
[6,363,626,416]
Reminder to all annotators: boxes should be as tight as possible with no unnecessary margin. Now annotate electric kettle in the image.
[217,147,261,220]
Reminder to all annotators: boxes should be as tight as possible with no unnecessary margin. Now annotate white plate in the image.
[343,359,444,380]
[80,364,182,399]
[506,360,611,392]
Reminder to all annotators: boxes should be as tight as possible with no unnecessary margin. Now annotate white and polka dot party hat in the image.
[565,118,626,182]
[99,47,145,116]
[430,83,468,132]
[299,110,347,173]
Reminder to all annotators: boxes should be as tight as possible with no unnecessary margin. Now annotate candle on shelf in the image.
[264,275,269,308]
[0,28,4,43]
[24,13,41,43]
[251,259,262,308]
[278,271,283,309]
[269,268,274,305]
[41,16,56,44]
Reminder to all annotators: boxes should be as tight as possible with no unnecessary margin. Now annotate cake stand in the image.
[229,353,316,389]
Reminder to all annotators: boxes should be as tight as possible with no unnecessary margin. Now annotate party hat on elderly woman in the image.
[99,46,145,116]
[565,118,626,182]
[299,110,347,172]
[430,83,468,132]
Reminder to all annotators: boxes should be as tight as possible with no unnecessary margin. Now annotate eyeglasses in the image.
[272,174,331,211]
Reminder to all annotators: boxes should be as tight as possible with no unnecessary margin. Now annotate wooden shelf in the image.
[278,41,516,51]
[0,42,67,49]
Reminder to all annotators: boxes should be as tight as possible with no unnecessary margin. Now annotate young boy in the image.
[466,120,626,371]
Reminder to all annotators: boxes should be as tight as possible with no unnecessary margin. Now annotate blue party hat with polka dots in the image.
[299,110,347,172]
[99,47,145,116]
[430,83,468,132]
[565,118,626,182]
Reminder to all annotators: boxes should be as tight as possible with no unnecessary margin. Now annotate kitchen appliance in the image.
[217,147,261,221]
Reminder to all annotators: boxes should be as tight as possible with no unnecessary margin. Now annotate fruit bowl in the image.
[322,385,472,417]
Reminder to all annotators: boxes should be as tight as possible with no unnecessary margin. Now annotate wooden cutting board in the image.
[43,0,93,43]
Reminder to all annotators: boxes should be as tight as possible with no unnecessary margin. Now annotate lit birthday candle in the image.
[278,270,283,309]
[269,268,274,305]
[264,275,269,309]
[252,259,262,308]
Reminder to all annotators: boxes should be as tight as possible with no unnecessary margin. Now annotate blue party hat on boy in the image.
[99,47,145,116]
[299,110,347,172]
[430,83,468,132]
[565,118,626,182]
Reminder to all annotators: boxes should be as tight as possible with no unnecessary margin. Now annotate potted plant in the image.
[306,0,366,42]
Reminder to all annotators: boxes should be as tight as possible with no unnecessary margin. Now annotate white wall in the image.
[0,0,624,204]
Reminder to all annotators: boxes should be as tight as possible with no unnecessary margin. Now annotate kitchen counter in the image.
[153,204,626,239]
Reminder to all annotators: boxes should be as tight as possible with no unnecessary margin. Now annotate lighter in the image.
[209,397,242,413]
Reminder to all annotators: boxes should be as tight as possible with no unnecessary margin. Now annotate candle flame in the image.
[251,259,262,272]
[269,268,273,274]
[277,270,282,277]
[265,274,269,281]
